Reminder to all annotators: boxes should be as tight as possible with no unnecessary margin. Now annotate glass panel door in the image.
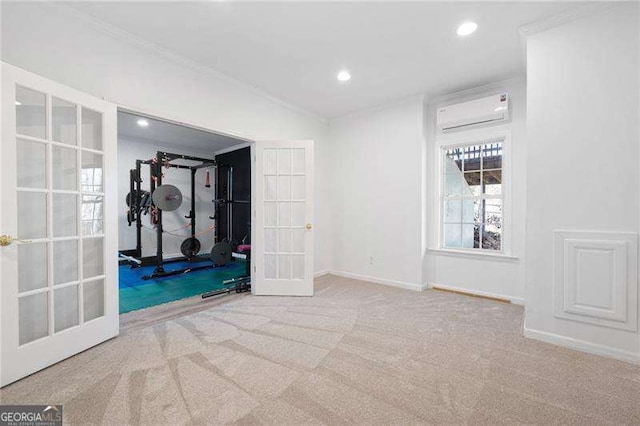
[254,141,314,296]
[1,63,118,387]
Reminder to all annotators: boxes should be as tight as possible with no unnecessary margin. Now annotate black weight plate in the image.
[152,184,183,211]
[180,238,201,258]
[126,190,150,207]
[211,241,232,266]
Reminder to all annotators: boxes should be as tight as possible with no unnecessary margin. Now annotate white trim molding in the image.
[519,3,616,37]
[330,270,426,292]
[428,282,524,305]
[554,230,638,332]
[524,327,640,365]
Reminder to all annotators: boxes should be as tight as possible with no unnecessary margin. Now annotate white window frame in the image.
[434,128,512,257]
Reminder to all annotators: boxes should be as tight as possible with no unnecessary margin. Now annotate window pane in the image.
[443,224,462,248]
[462,223,480,249]
[52,146,77,190]
[463,145,482,171]
[462,199,481,224]
[82,195,103,236]
[482,224,502,251]
[17,139,47,189]
[444,200,462,223]
[482,143,502,169]
[19,292,48,345]
[83,279,105,322]
[52,193,78,238]
[483,169,502,195]
[444,173,462,197]
[463,172,481,196]
[444,148,463,174]
[483,199,503,227]
[54,284,79,333]
[81,151,103,193]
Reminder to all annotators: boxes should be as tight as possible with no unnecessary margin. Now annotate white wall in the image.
[329,98,425,290]
[117,137,223,259]
[424,79,527,303]
[525,3,640,361]
[0,2,332,274]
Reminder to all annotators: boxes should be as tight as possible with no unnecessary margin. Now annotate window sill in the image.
[427,248,519,262]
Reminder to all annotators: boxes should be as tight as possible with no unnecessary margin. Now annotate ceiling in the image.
[70,2,585,118]
[118,111,247,153]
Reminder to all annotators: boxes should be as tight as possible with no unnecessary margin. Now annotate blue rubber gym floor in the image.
[119,259,247,314]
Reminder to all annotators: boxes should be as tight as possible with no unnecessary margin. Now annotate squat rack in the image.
[128,151,217,279]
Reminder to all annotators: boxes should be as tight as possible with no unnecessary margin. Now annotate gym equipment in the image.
[210,241,232,266]
[204,169,211,188]
[119,253,142,267]
[201,276,250,299]
[180,237,201,258]
[152,184,183,211]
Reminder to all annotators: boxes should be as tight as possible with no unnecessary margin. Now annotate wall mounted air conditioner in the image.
[437,93,509,132]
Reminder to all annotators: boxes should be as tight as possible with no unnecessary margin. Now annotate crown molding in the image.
[519,3,617,37]
[38,2,328,124]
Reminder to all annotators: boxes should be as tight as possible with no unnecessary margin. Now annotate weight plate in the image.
[211,241,232,266]
[125,190,150,207]
[152,184,183,211]
[180,237,201,258]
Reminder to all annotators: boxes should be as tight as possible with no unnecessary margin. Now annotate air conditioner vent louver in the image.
[437,93,509,132]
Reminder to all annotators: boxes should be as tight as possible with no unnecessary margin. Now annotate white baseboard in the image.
[329,270,426,292]
[427,282,525,305]
[523,327,640,365]
[314,270,329,278]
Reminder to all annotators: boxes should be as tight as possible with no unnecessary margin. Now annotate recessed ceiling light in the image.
[457,21,478,36]
[337,70,351,82]
[15,101,21,106]
[136,118,149,128]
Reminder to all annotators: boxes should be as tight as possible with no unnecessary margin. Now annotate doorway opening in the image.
[117,110,252,314]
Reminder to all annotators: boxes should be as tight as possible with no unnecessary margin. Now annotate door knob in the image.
[0,235,30,247]
[305,223,312,230]
[0,235,15,247]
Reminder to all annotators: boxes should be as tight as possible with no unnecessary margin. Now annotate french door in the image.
[253,141,314,296]
[0,63,118,386]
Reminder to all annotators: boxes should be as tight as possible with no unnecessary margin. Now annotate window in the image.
[441,139,504,251]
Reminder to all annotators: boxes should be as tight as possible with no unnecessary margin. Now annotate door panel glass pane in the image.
[52,97,77,145]
[264,176,277,201]
[81,107,102,151]
[52,193,78,238]
[264,149,277,174]
[81,195,103,236]
[264,202,277,226]
[81,151,103,193]
[19,292,48,345]
[53,240,78,285]
[291,149,305,174]
[265,228,277,253]
[278,176,290,200]
[278,203,290,226]
[292,228,305,253]
[16,86,46,139]
[17,139,47,188]
[83,237,104,278]
[18,242,48,293]
[265,254,276,279]
[17,191,47,239]
[52,146,77,190]
[83,279,105,322]
[291,202,305,227]
[278,149,291,174]
[291,176,305,200]
[278,228,291,253]
[444,224,462,248]
[54,285,79,333]
[292,255,304,279]
[278,255,291,279]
